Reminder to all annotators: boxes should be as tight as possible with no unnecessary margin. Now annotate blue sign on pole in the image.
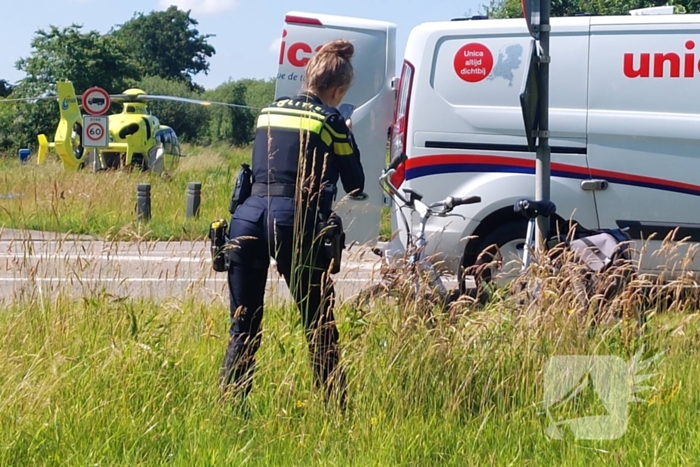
[18,148,30,164]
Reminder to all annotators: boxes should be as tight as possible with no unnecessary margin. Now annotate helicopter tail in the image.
[52,81,85,170]
[37,134,52,165]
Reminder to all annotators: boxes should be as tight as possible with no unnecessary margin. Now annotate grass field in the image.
[0,145,393,242]
[3,147,700,465]
[1,273,699,465]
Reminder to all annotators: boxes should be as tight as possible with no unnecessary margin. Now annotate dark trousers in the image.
[219,195,346,408]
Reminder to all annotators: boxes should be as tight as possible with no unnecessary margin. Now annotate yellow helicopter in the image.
[2,80,257,175]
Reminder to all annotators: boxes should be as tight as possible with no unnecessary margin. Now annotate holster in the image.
[228,163,253,215]
[316,184,345,274]
[208,218,229,272]
[323,226,345,275]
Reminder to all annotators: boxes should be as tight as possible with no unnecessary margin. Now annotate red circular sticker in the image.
[454,43,494,83]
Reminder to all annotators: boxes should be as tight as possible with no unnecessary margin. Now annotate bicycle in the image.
[474,198,638,324]
[351,153,481,317]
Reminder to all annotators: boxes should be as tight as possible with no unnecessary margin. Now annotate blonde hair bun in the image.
[305,39,355,93]
[318,40,354,61]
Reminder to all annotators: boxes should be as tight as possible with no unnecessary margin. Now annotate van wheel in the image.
[464,219,528,294]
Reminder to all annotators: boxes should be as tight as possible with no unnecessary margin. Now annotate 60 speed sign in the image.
[82,116,109,148]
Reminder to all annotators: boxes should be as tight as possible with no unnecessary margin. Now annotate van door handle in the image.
[580,179,609,191]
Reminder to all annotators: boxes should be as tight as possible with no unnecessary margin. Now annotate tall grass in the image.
[1,235,700,465]
[0,144,249,241]
[0,145,394,242]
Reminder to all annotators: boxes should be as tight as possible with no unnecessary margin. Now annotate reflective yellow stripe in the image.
[256,114,324,134]
[320,129,332,146]
[333,142,354,156]
[324,123,348,140]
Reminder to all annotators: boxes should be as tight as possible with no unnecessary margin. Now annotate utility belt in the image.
[250,183,297,198]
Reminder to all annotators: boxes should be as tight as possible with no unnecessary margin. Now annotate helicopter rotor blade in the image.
[0,96,58,103]
[0,90,261,111]
[136,94,260,110]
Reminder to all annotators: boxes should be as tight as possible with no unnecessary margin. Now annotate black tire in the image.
[459,218,528,301]
[72,122,85,160]
[102,152,121,169]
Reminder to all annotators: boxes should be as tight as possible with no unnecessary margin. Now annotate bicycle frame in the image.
[378,154,481,301]
[522,217,537,271]
[379,170,440,295]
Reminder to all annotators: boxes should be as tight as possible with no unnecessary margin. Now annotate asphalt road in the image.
[0,229,387,305]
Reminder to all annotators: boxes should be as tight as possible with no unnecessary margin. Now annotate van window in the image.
[170,132,181,155]
[162,131,172,154]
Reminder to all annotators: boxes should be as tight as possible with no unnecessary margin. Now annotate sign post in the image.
[520,0,551,250]
[82,116,109,171]
[82,86,111,172]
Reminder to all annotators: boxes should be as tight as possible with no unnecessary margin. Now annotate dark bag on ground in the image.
[551,226,635,301]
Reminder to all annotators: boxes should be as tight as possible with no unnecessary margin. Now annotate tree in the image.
[112,6,216,89]
[15,24,139,95]
[242,78,276,111]
[0,80,12,98]
[136,75,209,142]
[204,80,256,146]
[483,0,699,18]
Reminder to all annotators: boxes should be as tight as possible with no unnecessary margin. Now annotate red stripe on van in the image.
[407,154,530,169]
[285,15,324,26]
[405,153,700,197]
[587,166,700,193]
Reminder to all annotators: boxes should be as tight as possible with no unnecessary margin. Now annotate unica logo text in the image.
[278,30,324,67]
[624,41,699,78]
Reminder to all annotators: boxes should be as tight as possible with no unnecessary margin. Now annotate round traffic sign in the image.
[85,122,105,141]
[83,87,111,116]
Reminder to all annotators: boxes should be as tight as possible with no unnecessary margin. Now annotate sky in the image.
[1,0,487,90]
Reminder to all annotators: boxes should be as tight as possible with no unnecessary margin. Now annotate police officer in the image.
[219,39,364,411]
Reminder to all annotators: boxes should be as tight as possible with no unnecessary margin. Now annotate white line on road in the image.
[0,253,381,269]
[0,254,208,263]
[0,277,373,283]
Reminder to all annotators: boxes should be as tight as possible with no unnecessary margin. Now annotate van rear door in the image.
[274,11,397,246]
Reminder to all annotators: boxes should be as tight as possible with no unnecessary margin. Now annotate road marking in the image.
[0,277,373,283]
[0,254,381,269]
[0,254,208,262]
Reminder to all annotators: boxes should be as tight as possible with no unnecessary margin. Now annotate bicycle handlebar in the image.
[451,195,482,207]
[379,154,481,220]
[387,152,408,172]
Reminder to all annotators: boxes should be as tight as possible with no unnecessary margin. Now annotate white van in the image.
[275,11,700,283]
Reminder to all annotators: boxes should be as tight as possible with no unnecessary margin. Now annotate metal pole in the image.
[92,148,99,173]
[535,0,551,251]
[136,183,151,222]
[186,182,202,219]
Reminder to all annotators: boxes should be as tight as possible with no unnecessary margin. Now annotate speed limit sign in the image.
[82,116,109,148]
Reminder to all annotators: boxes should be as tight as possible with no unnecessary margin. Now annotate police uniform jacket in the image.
[249,92,365,217]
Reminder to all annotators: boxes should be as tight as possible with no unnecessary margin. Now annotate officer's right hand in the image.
[345,118,352,131]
